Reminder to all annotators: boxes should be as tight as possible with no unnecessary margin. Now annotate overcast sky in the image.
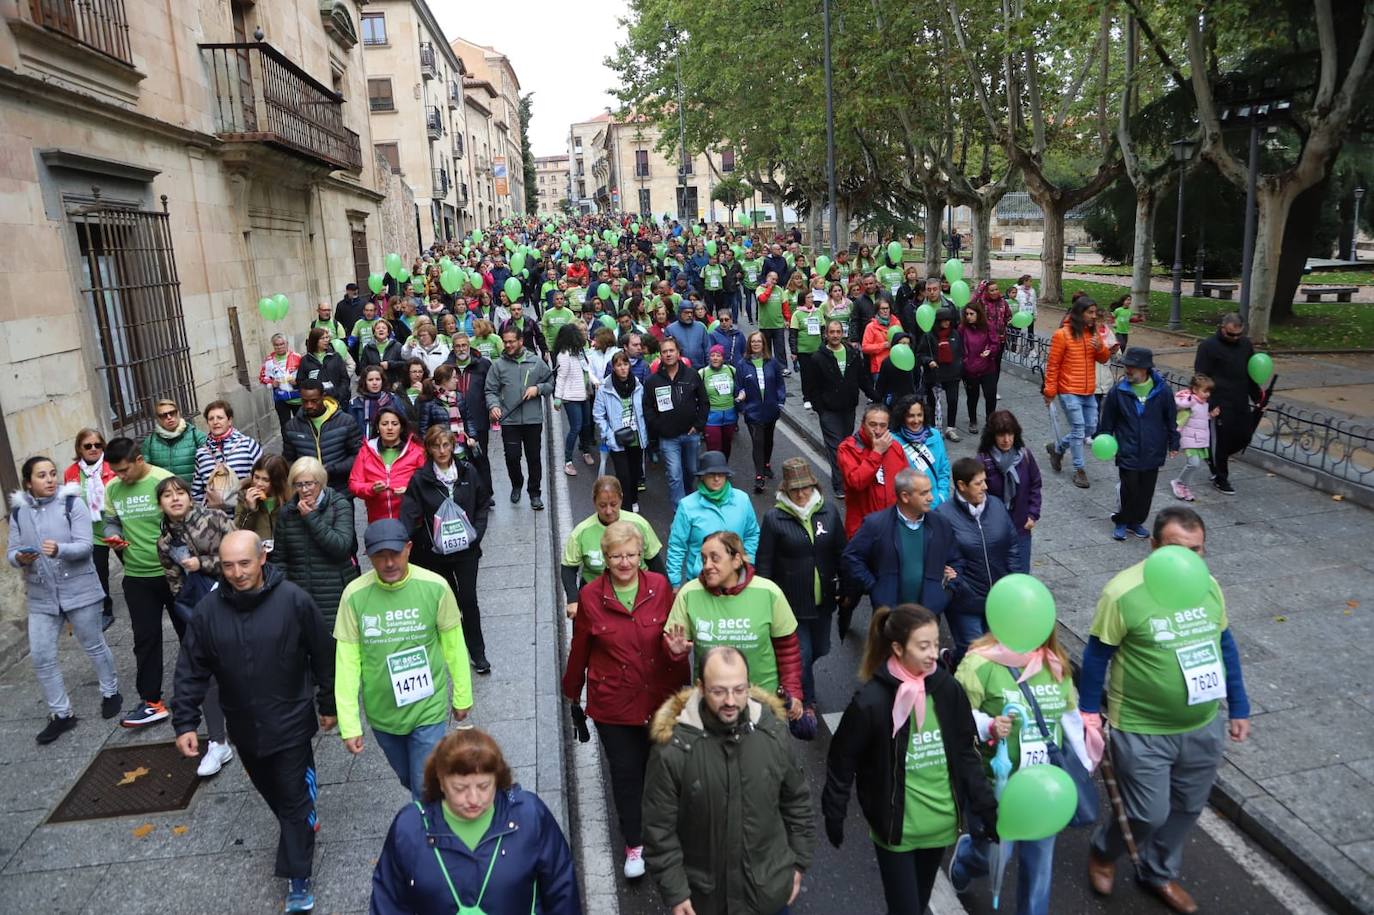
[435,0,629,158]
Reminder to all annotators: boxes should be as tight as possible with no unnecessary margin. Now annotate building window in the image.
[72,199,197,437]
[638,188,651,215]
[635,150,650,178]
[361,12,387,45]
[30,0,133,65]
[368,78,394,112]
[680,158,693,176]
[375,143,401,174]
[721,148,735,173]
[574,138,583,152]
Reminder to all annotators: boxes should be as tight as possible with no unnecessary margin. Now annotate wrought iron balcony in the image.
[432,167,449,197]
[419,42,436,80]
[448,80,461,109]
[201,42,362,172]
[29,0,132,64]
[452,136,464,159]
[456,181,469,205]
[426,106,443,140]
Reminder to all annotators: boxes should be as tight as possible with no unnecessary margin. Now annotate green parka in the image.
[269,486,358,629]
[141,424,207,480]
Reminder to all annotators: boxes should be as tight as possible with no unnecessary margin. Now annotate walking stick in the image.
[1098,727,1142,878]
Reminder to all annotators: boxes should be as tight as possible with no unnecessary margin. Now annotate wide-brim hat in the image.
[695,451,734,477]
[779,457,819,492]
[1121,346,1154,369]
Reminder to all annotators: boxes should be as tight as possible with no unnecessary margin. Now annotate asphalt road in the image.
[556,373,1327,915]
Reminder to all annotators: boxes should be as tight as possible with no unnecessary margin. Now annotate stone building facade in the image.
[534,155,570,215]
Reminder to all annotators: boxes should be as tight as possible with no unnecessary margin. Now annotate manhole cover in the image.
[48,741,202,823]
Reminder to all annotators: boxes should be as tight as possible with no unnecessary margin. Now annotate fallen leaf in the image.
[1266,472,1276,477]
[132,823,154,839]
[1274,616,1287,622]
[172,825,188,836]
[1348,600,1360,609]
[1345,610,1355,617]
[1333,494,1345,501]
[117,766,150,786]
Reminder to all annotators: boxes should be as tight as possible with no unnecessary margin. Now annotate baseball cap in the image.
[363,518,411,555]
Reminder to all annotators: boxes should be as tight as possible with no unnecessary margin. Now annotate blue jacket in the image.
[370,788,580,915]
[1096,370,1180,471]
[892,425,951,508]
[709,326,749,365]
[490,266,512,292]
[935,495,1016,617]
[666,486,761,587]
[593,379,647,452]
[842,506,954,614]
[736,357,787,424]
[664,319,710,368]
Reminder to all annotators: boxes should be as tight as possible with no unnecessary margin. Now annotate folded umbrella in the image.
[1098,726,1141,875]
[989,701,1023,910]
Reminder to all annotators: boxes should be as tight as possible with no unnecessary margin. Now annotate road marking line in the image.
[1197,808,1331,914]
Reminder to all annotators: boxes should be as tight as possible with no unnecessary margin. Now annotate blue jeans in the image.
[1056,393,1098,470]
[952,833,1055,915]
[948,612,987,666]
[373,721,448,802]
[794,614,833,706]
[659,433,700,505]
[29,601,118,717]
[562,400,591,463]
[1008,530,1033,574]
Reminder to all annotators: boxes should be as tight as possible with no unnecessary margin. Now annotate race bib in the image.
[1176,643,1226,706]
[436,516,471,553]
[387,646,435,708]
[710,374,731,396]
[585,549,604,573]
[707,274,721,290]
[805,317,822,336]
[746,269,758,284]
[654,386,674,411]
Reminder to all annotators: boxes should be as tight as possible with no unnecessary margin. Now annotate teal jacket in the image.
[665,486,760,588]
[141,425,207,479]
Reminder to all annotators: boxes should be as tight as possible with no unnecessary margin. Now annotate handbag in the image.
[614,425,638,448]
[1012,668,1099,828]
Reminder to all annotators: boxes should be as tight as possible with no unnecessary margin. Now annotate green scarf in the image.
[697,480,732,504]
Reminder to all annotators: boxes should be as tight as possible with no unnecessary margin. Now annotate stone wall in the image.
[378,151,419,260]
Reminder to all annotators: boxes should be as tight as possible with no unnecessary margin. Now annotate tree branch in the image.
[1186,14,1249,188]
[1122,0,1189,88]
[946,0,1004,138]
[1313,0,1339,112]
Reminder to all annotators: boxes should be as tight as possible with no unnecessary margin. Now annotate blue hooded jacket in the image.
[736,357,787,424]
[1096,369,1179,471]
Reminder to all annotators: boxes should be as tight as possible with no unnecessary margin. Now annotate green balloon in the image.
[468,271,483,291]
[367,273,385,295]
[887,241,904,265]
[889,342,915,371]
[510,252,526,274]
[385,252,403,279]
[943,257,963,283]
[815,255,832,277]
[887,324,904,342]
[916,303,937,333]
[503,277,522,302]
[1247,352,1273,385]
[272,293,289,310]
[739,213,752,227]
[440,269,460,294]
[528,247,541,262]
[950,280,971,308]
[1011,310,1035,329]
[598,283,612,301]
[692,224,703,236]
[275,299,290,321]
[986,574,1056,652]
[732,245,744,259]
[1144,545,1213,610]
[631,222,640,233]
[1091,433,1118,462]
[471,230,484,244]
[504,236,517,252]
[655,244,667,260]
[997,766,1078,841]
[257,297,274,319]
[599,314,617,330]
[561,240,572,254]
[706,240,717,257]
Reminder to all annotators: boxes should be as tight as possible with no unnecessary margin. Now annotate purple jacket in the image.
[958,324,1000,378]
[978,447,1042,530]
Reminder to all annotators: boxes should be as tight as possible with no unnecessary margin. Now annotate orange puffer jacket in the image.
[1043,324,1110,397]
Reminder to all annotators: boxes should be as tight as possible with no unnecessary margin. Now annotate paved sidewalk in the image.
[776,354,1374,914]
[0,428,563,914]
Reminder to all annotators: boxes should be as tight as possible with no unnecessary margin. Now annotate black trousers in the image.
[873,844,947,915]
[471,429,493,498]
[92,543,116,618]
[1208,409,1249,485]
[501,422,544,497]
[239,742,317,879]
[426,551,486,661]
[123,574,182,702]
[818,410,852,495]
[610,446,643,504]
[273,400,294,444]
[595,722,652,848]
[1113,467,1160,526]
[963,372,999,425]
[796,351,819,404]
[747,420,777,478]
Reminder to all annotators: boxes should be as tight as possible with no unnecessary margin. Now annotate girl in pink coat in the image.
[1171,373,1219,501]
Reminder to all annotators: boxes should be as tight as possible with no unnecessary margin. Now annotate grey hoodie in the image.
[7,482,105,615]
[483,347,554,426]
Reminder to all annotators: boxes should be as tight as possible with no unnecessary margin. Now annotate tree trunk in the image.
[969,199,993,282]
[1034,194,1067,304]
[806,205,823,251]
[771,192,788,232]
[1271,176,1332,323]
[1131,187,1157,316]
[1245,181,1301,344]
[924,184,946,278]
[836,198,854,251]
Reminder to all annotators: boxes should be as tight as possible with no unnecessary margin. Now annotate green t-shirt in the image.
[442,802,495,851]
[334,566,464,734]
[351,318,378,347]
[613,580,639,610]
[666,577,797,692]
[103,465,172,578]
[872,698,958,851]
[877,265,904,296]
[1114,307,1133,335]
[1089,560,1229,734]
[701,365,737,411]
[956,653,1076,775]
[380,446,400,468]
[829,344,848,374]
[823,301,852,337]
[542,306,575,343]
[790,306,824,353]
[1130,378,1154,402]
[741,258,763,289]
[703,264,724,291]
[757,285,785,329]
[472,334,502,360]
[750,357,767,400]
[897,521,925,604]
[561,510,662,582]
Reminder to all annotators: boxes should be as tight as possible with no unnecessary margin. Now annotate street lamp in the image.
[1353,187,1366,262]
[822,0,837,254]
[664,22,689,221]
[1169,136,1198,331]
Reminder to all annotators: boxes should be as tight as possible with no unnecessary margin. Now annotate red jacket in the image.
[562,570,689,725]
[348,435,427,522]
[837,425,909,538]
[64,460,116,488]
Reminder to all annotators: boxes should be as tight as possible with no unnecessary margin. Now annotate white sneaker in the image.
[197,740,234,777]
[624,845,646,879]
[945,426,962,442]
[803,400,812,410]
[563,461,577,476]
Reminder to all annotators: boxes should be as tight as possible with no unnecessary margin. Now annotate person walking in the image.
[664,301,710,368]
[814,320,875,500]
[737,331,787,494]
[348,407,426,523]
[484,325,555,510]
[8,456,121,743]
[447,333,495,500]
[890,394,952,510]
[64,429,118,630]
[1043,297,1113,489]
[1097,347,1179,541]
[755,458,845,723]
[1193,313,1262,495]
[173,531,335,914]
[191,401,263,513]
[358,318,407,389]
[561,476,666,617]
[1012,274,1038,350]
[837,404,909,539]
[234,454,291,543]
[664,452,761,589]
[924,308,965,441]
[594,351,649,506]
[699,344,740,459]
[957,301,1000,435]
[260,333,302,442]
[822,604,998,915]
[271,457,359,642]
[552,323,597,477]
[642,645,815,915]
[282,379,364,497]
[348,365,402,437]
[371,728,581,914]
[1170,374,1220,502]
[936,457,1017,662]
[976,410,1043,574]
[298,328,353,403]
[1079,508,1251,914]
[335,519,474,802]
[642,337,709,506]
[141,399,206,480]
[563,521,687,880]
[399,426,493,675]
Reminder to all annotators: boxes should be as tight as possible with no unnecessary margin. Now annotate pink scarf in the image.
[886,656,928,736]
[970,643,1065,684]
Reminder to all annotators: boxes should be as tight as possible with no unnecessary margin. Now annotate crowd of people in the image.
[7,211,1267,915]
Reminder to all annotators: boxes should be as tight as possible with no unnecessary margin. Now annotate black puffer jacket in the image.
[935,495,1016,618]
[358,338,406,388]
[282,400,363,494]
[823,665,996,847]
[398,459,491,571]
[754,495,845,620]
[447,356,493,435]
[298,351,352,401]
[172,563,335,757]
[269,486,359,630]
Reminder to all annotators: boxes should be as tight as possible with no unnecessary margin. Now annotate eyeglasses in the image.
[292,480,321,490]
[606,552,641,563]
[81,442,105,450]
[156,410,179,419]
[705,686,750,701]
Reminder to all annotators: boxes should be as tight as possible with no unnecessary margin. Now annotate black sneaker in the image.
[530,496,545,511]
[36,713,78,744]
[1213,478,1237,495]
[509,488,522,504]
[472,654,492,675]
[121,700,169,728]
[763,464,775,479]
[101,692,124,720]
[1045,442,1064,473]
[754,475,765,494]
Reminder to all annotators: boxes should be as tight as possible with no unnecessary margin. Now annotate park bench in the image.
[1200,282,1239,300]
[1300,286,1358,302]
